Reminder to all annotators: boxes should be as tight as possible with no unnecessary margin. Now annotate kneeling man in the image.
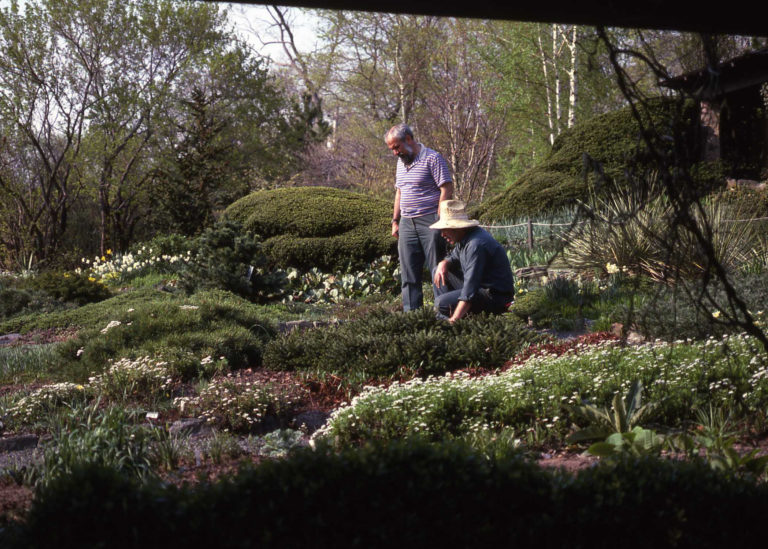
[431,200,515,323]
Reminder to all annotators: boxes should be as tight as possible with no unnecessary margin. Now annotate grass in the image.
[0,344,64,385]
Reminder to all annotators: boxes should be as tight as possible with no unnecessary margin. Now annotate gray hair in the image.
[385,123,414,142]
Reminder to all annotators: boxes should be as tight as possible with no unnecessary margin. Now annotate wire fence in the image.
[481,216,768,230]
[482,215,768,250]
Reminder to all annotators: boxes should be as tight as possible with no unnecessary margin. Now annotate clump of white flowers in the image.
[174,374,307,433]
[89,356,173,401]
[77,246,192,283]
[7,383,90,425]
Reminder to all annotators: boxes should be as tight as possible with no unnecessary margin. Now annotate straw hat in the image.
[429,200,481,230]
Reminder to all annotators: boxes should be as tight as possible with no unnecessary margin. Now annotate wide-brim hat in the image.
[430,199,481,230]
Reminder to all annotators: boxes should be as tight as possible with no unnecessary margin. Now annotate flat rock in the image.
[169,418,211,437]
[0,434,39,453]
[278,320,341,333]
[0,333,22,346]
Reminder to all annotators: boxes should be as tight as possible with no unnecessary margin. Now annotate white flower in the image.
[100,320,122,334]
[606,263,620,274]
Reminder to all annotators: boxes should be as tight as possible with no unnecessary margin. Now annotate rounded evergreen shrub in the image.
[224,187,396,271]
[475,98,701,222]
[180,220,285,303]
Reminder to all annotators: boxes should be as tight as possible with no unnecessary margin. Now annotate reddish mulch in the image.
[2,327,79,347]
[504,331,620,368]
[0,478,33,525]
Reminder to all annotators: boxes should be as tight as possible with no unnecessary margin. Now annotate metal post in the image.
[527,218,534,250]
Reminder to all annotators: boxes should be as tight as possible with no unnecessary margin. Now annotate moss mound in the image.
[475,98,701,222]
[224,187,396,270]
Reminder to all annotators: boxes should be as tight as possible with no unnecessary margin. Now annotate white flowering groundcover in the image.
[314,334,768,447]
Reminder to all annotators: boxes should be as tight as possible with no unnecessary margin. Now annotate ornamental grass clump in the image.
[32,403,155,488]
[561,176,757,281]
[174,373,307,433]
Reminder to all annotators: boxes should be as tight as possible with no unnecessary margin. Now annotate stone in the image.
[0,434,39,453]
[169,418,211,437]
[0,333,22,346]
[278,319,341,334]
[292,410,330,433]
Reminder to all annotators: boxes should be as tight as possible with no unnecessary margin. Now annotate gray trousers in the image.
[398,212,445,311]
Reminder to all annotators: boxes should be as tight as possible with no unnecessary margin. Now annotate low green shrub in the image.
[0,287,175,335]
[509,276,600,329]
[180,220,286,302]
[624,272,768,341]
[0,287,63,320]
[6,442,768,548]
[57,289,277,380]
[263,307,539,387]
[224,187,396,271]
[19,271,113,306]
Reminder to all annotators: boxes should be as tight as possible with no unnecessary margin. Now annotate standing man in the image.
[385,123,453,311]
[431,200,515,323]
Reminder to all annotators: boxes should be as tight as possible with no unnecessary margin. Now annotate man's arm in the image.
[449,300,471,323]
[439,181,453,203]
[392,188,401,238]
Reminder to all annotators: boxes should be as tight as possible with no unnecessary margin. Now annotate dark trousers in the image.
[433,262,512,320]
[398,213,445,311]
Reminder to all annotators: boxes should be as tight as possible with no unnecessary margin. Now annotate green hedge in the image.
[5,441,768,548]
[224,187,396,271]
[475,98,703,222]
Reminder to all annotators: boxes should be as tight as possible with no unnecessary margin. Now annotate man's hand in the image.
[448,300,471,323]
[433,259,448,287]
[391,221,399,238]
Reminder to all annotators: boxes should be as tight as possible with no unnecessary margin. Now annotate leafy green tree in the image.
[0,0,327,268]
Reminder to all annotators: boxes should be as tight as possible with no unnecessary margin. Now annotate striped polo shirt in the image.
[395,144,452,217]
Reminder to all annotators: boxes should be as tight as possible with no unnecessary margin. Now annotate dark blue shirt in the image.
[445,227,515,302]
